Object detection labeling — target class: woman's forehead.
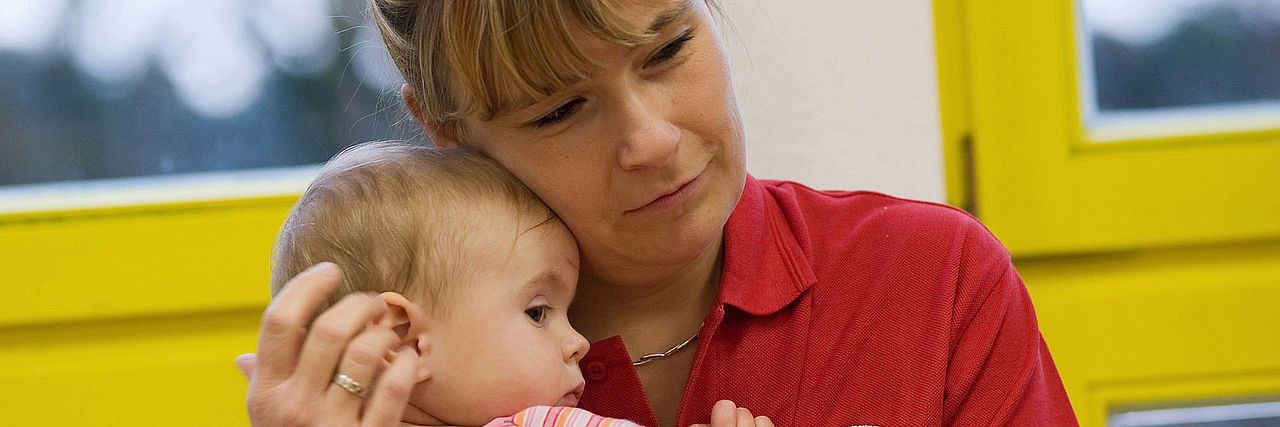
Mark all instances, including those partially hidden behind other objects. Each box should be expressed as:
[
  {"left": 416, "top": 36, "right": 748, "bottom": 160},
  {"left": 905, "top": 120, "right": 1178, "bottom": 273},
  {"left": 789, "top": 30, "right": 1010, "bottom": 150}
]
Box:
[
  {"left": 465, "top": 0, "right": 700, "bottom": 117},
  {"left": 618, "top": 0, "right": 697, "bottom": 33}
]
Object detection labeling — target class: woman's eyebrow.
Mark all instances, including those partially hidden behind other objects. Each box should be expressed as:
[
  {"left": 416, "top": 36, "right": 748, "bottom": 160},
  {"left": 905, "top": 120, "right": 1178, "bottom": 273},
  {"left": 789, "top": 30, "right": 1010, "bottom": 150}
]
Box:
[{"left": 647, "top": 1, "right": 693, "bottom": 35}]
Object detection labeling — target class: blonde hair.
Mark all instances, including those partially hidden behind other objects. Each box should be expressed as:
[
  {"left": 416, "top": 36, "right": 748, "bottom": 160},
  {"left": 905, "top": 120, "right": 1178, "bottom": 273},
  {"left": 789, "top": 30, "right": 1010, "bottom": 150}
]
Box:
[
  {"left": 269, "top": 142, "right": 554, "bottom": 318},
  {"left": 370, "top": 0, "right": 682, "bottom": 132}
]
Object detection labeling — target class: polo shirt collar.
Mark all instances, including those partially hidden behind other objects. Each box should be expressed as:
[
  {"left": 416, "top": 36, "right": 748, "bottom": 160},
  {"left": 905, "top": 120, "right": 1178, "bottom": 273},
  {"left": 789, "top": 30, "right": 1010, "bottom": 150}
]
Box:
[{"left": 718, "top": 175, "right": 817, "bottom": 315}]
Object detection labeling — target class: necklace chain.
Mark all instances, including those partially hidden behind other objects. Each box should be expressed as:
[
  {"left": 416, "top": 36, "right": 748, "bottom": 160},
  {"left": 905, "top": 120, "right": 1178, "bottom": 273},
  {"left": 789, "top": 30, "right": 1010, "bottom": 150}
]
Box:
[{"left": 631, "top": 323, "right": 703, "bottom": 367}]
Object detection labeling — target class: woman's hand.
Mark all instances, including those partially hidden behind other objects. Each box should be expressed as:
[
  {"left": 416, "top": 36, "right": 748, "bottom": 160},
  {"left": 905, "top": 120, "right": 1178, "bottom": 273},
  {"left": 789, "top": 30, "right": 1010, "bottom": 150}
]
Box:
[
  {"left": 689, "top": 400, "right": 776, "bottom": 427},
  {"left": 236, "top": 262, "right": 424, "bottom": 426}
]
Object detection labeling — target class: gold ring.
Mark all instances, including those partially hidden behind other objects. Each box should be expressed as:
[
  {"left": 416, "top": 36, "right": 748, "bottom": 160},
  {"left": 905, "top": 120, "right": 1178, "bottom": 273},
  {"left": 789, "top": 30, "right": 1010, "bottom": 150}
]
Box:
[{"left": 332, "top": 373, "right": 366, "bottom": 398}]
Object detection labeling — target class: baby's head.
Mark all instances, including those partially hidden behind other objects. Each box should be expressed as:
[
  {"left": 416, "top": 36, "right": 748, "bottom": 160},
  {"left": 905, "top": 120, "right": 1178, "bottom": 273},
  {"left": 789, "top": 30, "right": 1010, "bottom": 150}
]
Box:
[{"left": 270, "top": 142, "right": 589, "bottom": 426}]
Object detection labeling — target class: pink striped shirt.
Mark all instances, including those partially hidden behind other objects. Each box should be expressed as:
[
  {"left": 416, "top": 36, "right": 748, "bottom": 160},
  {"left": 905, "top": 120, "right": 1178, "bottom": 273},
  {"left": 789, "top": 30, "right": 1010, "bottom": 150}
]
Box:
[{"left": 482, "top": 406, "right": 643, "bottom": 427}]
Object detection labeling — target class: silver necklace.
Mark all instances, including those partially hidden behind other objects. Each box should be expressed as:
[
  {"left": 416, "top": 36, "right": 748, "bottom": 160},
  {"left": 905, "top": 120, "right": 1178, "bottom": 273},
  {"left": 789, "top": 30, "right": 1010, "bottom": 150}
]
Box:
[{"left": 631, "top": 323, "right": 703, "bottom": 367}]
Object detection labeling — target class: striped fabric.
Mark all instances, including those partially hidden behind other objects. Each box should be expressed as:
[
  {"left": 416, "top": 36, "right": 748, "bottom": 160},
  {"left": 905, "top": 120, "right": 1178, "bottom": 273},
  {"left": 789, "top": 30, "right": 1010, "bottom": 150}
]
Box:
[{"left": 483, "top": 406, "right": 644, "bottom": 427}]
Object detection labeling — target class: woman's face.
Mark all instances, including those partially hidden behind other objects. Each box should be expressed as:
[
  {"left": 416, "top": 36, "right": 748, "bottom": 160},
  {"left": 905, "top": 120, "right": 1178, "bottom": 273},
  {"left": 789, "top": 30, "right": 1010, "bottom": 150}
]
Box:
[{"left": 445, "top": 0, "right": 746, "bottom": 285}]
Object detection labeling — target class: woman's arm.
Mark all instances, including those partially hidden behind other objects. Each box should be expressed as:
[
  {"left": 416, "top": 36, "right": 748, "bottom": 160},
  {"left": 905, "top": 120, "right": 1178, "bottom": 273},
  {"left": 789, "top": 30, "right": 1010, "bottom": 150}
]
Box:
[{"left": 942, "top": 260, "right": 1078, "bottom": 426}]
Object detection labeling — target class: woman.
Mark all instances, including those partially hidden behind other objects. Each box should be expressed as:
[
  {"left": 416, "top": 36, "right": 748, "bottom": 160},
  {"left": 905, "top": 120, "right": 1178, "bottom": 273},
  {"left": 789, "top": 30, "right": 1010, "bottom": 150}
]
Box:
[{"left": 238, "top": 0, "right": 1077, "bottom": 425}]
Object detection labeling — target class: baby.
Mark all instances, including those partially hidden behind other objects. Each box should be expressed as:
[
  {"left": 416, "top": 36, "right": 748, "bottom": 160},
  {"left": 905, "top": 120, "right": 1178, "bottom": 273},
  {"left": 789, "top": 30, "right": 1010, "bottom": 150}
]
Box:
[{"left": 268, "top": 142, "right": 640, "bottom": 427}]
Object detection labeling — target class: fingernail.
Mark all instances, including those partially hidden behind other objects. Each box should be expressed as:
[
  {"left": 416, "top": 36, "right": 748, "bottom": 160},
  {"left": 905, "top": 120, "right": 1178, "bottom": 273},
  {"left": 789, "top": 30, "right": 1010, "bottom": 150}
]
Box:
[{"left": 313, "top": 262, "right": 338, "bottom": 275}]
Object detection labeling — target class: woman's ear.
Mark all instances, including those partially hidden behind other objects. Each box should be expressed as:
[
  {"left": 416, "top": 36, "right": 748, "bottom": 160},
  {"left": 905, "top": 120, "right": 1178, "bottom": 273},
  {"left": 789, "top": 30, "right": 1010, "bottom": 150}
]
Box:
[
  {"left": 379, "top": 291, "right": 434, "bottom": 382},
  {"left": 400, "top": 84, "right": 460, "bottom": 149}
]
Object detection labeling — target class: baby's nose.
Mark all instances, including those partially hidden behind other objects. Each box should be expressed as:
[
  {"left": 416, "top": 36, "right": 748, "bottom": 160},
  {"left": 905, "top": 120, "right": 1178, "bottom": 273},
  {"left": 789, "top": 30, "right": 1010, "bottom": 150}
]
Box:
[{"left": 566, "top": 329, "right": 590, "bottom": 362}]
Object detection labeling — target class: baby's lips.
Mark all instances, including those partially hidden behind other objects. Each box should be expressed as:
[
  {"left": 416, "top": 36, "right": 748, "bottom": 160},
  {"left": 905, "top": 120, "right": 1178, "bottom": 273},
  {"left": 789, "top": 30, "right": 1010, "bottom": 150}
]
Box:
[
  {"left": 556, "top": 392, "right": 580, "bottom": 407},
  {"left": 558, "top": 382, "right": 586, "bottom": 406}
]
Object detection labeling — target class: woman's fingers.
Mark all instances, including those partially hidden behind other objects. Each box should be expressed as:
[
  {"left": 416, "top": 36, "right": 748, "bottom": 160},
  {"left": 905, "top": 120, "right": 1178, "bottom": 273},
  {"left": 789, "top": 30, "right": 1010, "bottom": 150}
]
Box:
[
  {"left": 754, "top": 416, "right": 775, "bottom": 427},
  {"left": 255, "top": 262, "right": 343, "bottom": 382},
  {"left": 325, "top": 326, "right": 402, "bottom": 413},
  {"left": 294, "top": 291, "right": 390, "bottom": 392},
  {"left": 360, "top": 350, "right": 418, "bottom": 427},
  {"left": 236, "top": 353, "right": 258, "bottom": 381}
]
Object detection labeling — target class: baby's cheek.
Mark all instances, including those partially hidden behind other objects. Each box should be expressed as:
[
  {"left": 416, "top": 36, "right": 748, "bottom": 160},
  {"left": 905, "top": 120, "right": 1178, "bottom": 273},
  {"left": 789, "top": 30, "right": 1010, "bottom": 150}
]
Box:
[{"left": 503, "top": 367, "right": 563, "bottom": 407}]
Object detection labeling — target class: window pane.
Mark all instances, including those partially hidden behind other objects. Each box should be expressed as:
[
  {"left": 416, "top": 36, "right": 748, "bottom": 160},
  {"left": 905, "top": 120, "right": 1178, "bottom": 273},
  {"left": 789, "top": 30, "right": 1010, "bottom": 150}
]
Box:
[
  {"left": 1078, "top": 0, "right": 1280, "bottom": 140},
  {"left": 0, "top": 0, "right": 408, "bottom": 188},
  {"left": 1110, "top": 401, "right": 1280, "bottom": 427}
]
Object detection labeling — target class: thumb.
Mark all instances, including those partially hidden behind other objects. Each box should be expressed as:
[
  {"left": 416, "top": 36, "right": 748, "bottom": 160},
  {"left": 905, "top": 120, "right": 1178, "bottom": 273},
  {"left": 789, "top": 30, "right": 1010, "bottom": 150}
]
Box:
[{"left": 235, "top": 353, "right": 258, "bottom": 381}]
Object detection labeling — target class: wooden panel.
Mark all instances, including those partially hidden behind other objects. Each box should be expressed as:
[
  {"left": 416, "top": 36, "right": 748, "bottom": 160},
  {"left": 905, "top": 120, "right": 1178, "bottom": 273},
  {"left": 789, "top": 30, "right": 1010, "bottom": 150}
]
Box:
[
  {"left": 0, "top": 198, "right": 298, "bottom": 425},
  {"left": 964, "top": 0, "right": 1280, "bottom": 256},
  {"left": 0, "top": 309, "right": 260, "bottom": 426},
  {"left": 0, "top": 197, "right": 294, "bottom": 326},
  {"left": 1022, "top": 239, "right": 1280, "bottom": 426}
]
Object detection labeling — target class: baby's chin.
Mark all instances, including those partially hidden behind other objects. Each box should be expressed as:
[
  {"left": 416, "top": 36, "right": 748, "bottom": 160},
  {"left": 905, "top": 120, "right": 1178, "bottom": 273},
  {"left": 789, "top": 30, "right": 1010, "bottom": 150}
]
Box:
[
  {"left": 401, "top": 382, "right": 584, "bottom": 426},
  {"left": 399, "top": 398, "right": 547, "bottom": 426},
  {"left": 398, "top": 399, "right": 448, "bottom": 426}
]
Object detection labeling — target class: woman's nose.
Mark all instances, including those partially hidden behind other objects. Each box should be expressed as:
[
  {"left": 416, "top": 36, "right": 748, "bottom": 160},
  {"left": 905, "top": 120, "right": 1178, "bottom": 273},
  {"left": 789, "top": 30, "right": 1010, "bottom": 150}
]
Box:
[{"left": 615, "top": 88, "right": 680, "bottom": 171}]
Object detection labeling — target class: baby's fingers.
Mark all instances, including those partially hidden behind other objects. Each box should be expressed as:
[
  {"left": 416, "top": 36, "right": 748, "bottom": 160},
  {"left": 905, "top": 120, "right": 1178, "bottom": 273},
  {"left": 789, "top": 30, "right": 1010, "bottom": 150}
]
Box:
[
  {"left": 695, "top": 400, "right": 772, "bottom": 427},
  {"left": 699, "top": 400, "right": 737, "bottom": 427},
  {"left": 360, "top": 351, "right": 417, "bottom": 427}
]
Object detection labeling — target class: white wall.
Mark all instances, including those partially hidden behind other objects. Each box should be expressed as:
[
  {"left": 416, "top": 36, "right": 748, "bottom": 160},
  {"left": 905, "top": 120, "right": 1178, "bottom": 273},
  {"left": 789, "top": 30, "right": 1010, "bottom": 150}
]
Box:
[{"left": 721, "top": 0, "right": 945, "bottom": 202}]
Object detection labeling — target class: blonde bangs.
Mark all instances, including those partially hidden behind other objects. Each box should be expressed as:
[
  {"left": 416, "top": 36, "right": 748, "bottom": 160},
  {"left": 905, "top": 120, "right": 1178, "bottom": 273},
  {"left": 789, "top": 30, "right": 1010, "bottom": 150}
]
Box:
[{"left": 434, "top": 0, "right": 656, "bottom": 120}]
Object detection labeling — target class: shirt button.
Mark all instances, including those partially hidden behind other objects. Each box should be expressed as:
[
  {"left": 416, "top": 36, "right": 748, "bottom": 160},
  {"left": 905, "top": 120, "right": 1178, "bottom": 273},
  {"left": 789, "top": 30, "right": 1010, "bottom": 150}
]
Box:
[{"left": 585, "top": 360, "right": 607, "bottom": 381}]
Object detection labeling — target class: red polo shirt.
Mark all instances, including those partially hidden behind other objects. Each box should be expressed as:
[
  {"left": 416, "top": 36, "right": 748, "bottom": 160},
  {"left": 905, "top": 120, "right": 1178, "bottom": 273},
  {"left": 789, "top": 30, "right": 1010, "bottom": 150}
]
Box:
[{"left": 576, "top": 176, "right": 1077, "bottom": 426}]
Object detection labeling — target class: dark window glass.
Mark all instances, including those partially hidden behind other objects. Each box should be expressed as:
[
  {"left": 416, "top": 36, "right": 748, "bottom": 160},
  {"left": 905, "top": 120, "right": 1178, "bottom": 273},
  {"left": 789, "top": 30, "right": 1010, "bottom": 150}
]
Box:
[
  {"left": 1083, "top": 0, "right": 1280, "bottom": 113},
  {"left": 0, "top": 0, "right": 411, "bottom": 187},
  {"left": 1110, "top": 400, "right": 1280, "bottom": 427}
]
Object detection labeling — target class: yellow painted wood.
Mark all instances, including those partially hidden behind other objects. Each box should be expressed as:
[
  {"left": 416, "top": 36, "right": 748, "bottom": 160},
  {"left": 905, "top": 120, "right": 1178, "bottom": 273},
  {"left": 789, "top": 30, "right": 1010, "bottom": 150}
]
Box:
[
  {"left": 0, "top": 197, "right": 295, "bottom": 326},
  {"left": 938, "top": 1, "right": 1280, "bottom": 425},
  {"left": 1021, "top": 239, "right": 1280, "bottom": 426},
  {"left": 0, "top": 310, "right": 261, "bottom": 426},
  {"left": 934, "top": 0, "right": 973, "bottom": 211},
  {"left": 963, "top": 0, "right": 1280, "bottom": 256},
  {"left": 0, "top": 198, "right": 298, "bottom": 425}
]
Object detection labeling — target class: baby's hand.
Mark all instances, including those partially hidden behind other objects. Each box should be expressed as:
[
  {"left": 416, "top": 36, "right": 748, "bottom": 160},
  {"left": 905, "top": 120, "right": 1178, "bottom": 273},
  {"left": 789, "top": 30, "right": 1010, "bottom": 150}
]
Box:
[{"left": 689, "top": 400, "right": 775, "bottom": 427}]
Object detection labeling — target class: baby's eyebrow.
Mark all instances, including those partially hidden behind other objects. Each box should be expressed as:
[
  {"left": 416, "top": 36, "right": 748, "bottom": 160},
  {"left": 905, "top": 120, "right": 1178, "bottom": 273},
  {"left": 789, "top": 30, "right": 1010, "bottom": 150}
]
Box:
[{"left": 523, "top": 271, "right": 566, "bottom": 293}]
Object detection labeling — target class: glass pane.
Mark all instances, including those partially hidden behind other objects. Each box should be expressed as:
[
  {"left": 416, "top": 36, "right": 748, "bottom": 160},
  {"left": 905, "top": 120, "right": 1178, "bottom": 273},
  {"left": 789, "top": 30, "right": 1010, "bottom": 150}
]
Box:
[
  {"left": 1078, "top": 0, "right": 1280, "bottom": 140},
  {"left": 1110, "top": 400, "right": 1280, "bottom": 427},
  {"left": 0, "top": 0, "right": 408, "bottom": 193}
]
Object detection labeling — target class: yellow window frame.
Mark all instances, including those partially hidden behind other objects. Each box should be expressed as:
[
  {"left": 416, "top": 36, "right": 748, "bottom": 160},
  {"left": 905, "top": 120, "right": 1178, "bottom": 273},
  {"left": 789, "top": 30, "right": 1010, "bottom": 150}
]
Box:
[{"left": 958, "top": 0, "right": 1280, "bottom": 257}]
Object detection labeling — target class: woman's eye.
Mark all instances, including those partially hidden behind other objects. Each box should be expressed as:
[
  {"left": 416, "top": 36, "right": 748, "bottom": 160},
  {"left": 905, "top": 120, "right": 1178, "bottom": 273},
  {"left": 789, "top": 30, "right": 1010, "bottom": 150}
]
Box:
[
  {"left": 525, "top": 306, "right": 547, "bottom": 323},
  {"left": 530, "top": 99, "right": 583, "bottom": 128},
  {"left": 647, "top": 32, "right": 693, "bottom": 67}
]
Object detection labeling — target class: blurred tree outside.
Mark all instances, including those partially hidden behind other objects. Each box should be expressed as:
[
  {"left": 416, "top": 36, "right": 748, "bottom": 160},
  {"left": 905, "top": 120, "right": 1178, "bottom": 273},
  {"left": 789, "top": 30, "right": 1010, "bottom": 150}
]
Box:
[
  {"left": 1089, "top": 0, "right": 1280, "bottom": 112},
  {"left": 0, "top": 0, "right": 412, "bottom": 187}
]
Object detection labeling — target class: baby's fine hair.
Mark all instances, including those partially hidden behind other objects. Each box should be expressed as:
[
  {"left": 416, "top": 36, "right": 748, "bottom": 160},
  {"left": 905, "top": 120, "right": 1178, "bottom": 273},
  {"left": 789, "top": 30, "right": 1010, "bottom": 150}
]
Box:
[{"left": 269, "top": 141, "right": 553, "bottom": 318}]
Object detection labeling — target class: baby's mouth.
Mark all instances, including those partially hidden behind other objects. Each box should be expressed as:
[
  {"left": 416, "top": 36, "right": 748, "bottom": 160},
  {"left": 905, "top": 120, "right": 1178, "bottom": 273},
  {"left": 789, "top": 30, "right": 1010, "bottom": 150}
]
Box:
[{"left": 557, "top": 382, "right": 586, "bottom": 407}]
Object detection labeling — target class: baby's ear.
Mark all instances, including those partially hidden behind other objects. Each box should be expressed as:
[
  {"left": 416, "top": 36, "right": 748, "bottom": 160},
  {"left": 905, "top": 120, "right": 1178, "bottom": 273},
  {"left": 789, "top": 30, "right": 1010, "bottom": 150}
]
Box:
[{"left": 378, "top": 291, "right": 433, "bottom": 382}]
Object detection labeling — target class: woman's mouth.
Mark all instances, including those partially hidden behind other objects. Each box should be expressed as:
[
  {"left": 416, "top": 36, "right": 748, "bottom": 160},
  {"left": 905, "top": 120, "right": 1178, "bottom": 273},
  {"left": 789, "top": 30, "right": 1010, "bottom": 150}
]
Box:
[{"left": 626, "top": 170, "right": 705, "bottom": 215}]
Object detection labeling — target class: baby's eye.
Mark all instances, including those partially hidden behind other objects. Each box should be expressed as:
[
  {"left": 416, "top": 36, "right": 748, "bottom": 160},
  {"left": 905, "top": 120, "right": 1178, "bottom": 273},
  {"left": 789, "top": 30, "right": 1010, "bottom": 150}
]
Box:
[{"left": 525, "top": 306, "right": 547, "bottom": 323}]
